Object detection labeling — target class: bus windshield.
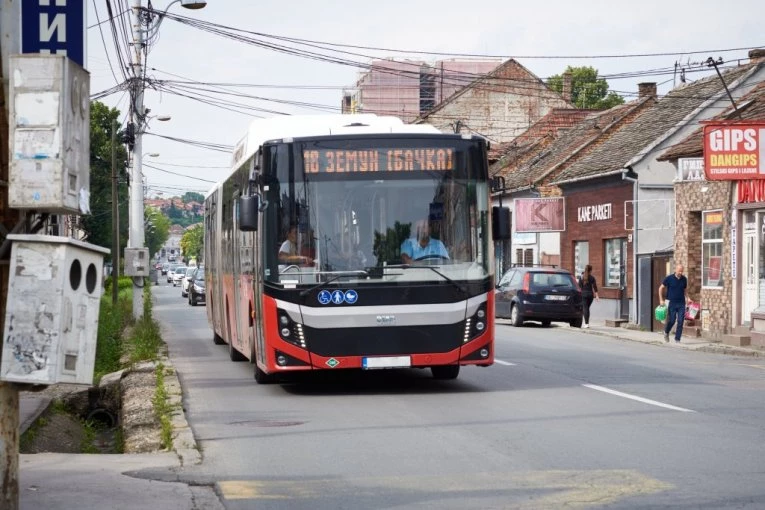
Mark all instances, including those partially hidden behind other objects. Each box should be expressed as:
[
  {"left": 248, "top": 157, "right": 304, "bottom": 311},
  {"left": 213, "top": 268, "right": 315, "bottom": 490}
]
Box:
[{"left": 262, "top": 137, "right": 490, "bottom": 285}]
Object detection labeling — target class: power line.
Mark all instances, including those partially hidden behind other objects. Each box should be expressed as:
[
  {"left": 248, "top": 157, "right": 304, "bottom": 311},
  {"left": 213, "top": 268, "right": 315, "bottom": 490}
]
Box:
[{"left": 142, "top": 162, "right": 220, "bottom": 183}]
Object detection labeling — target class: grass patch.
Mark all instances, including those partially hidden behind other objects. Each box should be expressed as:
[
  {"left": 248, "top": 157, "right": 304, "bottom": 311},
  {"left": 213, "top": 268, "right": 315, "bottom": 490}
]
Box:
[
  {"left": 153, "top": 362, "right": 173, "bottom": 450},
  {"left": 80, "top": 420, "right": 100, "bottom": 454},
  {"left": 94, "top": 280, "right": 133, "bottom": 383}
]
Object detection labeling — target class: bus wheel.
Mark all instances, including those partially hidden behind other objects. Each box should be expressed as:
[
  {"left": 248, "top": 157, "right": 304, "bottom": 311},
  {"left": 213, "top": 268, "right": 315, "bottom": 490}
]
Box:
[
  {"left": 213, "top": 332, "right": 226, "bottom": 345},
  {"left": 431, "top": 365, "right": 460, "bottom": 380},
  {"left": 254, "top": 365, "right": 276, "bottom": 384},
  {"left": 229, "top": 341, "right": 247, "bottom": 362}
]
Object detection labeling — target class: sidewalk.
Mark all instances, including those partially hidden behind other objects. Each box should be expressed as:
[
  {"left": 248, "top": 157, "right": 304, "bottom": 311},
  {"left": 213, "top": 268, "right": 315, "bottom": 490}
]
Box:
[
  {"left": 578, "top": 320, "right": 763, "bottom": 357},
  {"left": 16, "top": 363, "right": 224, "bottom": 510}
]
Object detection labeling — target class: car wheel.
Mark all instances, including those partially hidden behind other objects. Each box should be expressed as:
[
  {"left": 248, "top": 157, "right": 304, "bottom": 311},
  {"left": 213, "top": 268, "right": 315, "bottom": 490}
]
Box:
[
  {"left": 541, "top": 320, "right": 552, "bottom": 327},
  {"left": 570, "top": 318, "right": 583, "bottom": 328},
  {"left": 510, "top": 304, "right": 524, "bottom": 327},
  {"left": 190, "top": 294, "right": 197, "bottom": 307}
]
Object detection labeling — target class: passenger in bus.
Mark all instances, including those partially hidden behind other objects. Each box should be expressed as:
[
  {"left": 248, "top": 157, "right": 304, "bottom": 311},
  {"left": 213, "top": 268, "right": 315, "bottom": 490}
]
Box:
[
  {"left": 279, "top": 225, "right": 314, "bottom": 266},
  {"left": 400, "top": 219, "right": 449, "bottom": 264}
]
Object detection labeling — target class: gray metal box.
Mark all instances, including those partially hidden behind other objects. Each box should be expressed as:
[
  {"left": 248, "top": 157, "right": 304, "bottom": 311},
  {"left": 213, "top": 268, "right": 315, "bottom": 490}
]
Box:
[
  {"left": 9, "top": 54, "right": 90, "bottom": 214},
  {"left": 1, "top": 235, "right": 109, "bottom": 385},
  {"left": 124, "top": 248, "right": 151, "bottom": 277}
]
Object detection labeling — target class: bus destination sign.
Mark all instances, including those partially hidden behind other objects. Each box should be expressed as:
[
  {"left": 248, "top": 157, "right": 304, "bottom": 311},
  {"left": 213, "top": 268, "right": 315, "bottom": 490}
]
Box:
[{"left": 303, "top": 148, "right": 454, "bottom": 173}]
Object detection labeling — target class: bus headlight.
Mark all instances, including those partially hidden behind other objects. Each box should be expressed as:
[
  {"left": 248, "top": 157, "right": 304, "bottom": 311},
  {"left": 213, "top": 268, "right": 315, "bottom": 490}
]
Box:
[
  {"left": 277, "top": 309, "right": 307, "bottom": 349},
  {"left": 465, "top": 303, "right": 488, "bottom": 342}
]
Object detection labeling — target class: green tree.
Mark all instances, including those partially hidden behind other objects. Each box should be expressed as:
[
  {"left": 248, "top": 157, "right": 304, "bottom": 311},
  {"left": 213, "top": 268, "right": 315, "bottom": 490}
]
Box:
[
  {"left": 145, "top": 207, "right": 171, "bottom": 259},
  {"left": 182, "top": 192, "right": 204, "bottom": 204},
  {"left": 548, "top": 66, "right": 625, "bottom": 109},
  {"left": 82, "top": 101, "right": 129, "bottom": 260},
  {"left": 180, "top": 223, "right": 204, "bottom": 263}
]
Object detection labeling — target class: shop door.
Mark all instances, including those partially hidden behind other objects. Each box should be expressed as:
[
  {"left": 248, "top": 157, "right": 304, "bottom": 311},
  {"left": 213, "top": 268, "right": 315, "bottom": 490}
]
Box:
[
  {"left": 651, "top": 255, "right": 672, "bottom": 332},
  {"left": 743, "top": 231, "right": 757, "bottom": 324},
  {"left": 619, "top": 238, "right": 629, "bottom": 320}
]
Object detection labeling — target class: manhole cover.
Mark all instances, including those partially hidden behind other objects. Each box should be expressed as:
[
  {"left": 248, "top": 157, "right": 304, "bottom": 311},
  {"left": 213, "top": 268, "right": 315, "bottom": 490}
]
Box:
[{"left": 229, "top": 420, "right": 305, "bottom": 427}]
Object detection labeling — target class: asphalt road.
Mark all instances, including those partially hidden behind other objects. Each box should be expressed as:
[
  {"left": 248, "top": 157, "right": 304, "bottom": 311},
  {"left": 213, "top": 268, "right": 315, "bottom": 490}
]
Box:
[{"left": 152, "top": 281, "right": 765, "bottom": 509}]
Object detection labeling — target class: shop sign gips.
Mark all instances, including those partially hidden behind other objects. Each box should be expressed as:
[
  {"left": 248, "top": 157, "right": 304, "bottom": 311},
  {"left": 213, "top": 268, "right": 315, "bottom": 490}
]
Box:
[{"left": 703, "top": 122, "right": 765, "bottom": 180}]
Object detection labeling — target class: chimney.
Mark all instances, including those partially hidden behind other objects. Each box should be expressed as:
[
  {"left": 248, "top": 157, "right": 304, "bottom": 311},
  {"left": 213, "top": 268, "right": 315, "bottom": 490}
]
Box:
[
  {"left": 750, "top": 48, "right": 765, "bottom": 64},
  {"left": 638, "top": 82, "right": 657, "bottom": 99},
  {"left": 562, "top": 71, "right": 573, "bottom": 103}
]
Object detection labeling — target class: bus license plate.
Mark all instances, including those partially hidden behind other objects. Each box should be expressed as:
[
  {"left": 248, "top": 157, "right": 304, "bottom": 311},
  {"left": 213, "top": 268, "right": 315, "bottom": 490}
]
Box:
[
  {"left": 362, "top": 356, "right": 411, "bottom": 369},
  {"left": 545, "top": 295, "right": 567, "bottom": 301}
]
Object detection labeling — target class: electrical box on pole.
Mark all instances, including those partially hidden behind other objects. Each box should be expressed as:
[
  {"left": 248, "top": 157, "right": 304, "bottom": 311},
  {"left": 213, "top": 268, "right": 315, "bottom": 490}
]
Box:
[
  {"left": 124, "top": 247, "right": 151, "bottom": 277},
  {"left": 0, "top": 235, "right": 109, "bottom": 385},
  {"left": 8, "top": 54, "right": 90, "bottom": 214}
]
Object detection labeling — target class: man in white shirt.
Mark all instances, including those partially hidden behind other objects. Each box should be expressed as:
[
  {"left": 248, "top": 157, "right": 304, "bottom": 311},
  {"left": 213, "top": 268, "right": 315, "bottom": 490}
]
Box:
[{"left": 279, "top": 225, "right": 313, "bottom": 266}]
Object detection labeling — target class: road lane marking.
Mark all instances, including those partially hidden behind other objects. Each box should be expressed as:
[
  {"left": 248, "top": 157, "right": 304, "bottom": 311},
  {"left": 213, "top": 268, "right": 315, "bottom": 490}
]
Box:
[
  {"left": 582, "top": 384, "right": 695, "bottom": 413},
  {"left": 494, "top": 359, "right": 516, "bottom": 366}
]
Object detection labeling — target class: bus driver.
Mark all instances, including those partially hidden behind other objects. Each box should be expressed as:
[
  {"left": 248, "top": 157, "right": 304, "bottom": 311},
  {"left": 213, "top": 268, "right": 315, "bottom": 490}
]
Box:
[
  {"left": 400, "top": 219, "right": 449, "bottom": 264},
  {"left": 279, "top": 225, "right": 314, "bottom": 266}
]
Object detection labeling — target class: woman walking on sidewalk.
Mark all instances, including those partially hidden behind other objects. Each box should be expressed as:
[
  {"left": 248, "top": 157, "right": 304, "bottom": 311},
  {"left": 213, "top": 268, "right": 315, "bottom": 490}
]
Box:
[{"left": 578, "top": 264, "right": 599, "bottom": 328}]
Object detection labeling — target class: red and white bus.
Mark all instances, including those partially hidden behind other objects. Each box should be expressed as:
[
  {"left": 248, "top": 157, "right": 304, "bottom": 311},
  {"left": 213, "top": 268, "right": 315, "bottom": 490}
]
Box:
[{"left": 204, "top": 114, "right": 501, "bottom": 383}]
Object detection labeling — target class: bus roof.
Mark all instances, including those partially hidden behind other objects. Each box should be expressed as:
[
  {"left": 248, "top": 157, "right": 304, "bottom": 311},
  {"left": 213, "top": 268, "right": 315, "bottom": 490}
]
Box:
[{"left": 206, "top": 114, "right": 445, "bottom": 199}]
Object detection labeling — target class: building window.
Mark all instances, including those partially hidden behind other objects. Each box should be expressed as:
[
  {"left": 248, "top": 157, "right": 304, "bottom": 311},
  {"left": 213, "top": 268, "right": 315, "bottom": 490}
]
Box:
[
  {"left": 573, "top": 241, "right": 589, "bottom": 278},
  {"left": 515, "top": 248, "right": 533, "bottom": 266},
  {"left": 702, "top": 210, "right": 724, "bottom": 288},
  {"left": 604, "top": 238, "right": 624, "bottom": 287}
]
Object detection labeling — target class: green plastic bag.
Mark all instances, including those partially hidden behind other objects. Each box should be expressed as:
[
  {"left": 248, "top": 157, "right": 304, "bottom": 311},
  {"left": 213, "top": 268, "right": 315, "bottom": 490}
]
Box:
[{"left": 654, "top": 304, "right": 667, "bottom": 322}]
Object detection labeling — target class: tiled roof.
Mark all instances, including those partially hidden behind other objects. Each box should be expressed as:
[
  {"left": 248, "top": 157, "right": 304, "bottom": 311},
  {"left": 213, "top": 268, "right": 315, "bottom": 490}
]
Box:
[
  {"left": 493, "top": 100, "right": 647, "bottom": 192},
  {"left": 658, "top": 82, "right": 765, "bottom": 161},
  {"left": 488, "top": 108, "right": 591, "bottom": 162},
  {"left": 552, "top": 65, "right": 758, "bottom": 184}
]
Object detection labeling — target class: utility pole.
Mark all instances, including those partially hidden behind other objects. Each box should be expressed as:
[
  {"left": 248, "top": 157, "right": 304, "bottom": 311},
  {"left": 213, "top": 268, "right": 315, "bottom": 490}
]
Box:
[
  {"left": 112, "top": 121, "right": 121, "bottom": 305},
  {"left": 129, "top": 0, "right": 147, "bottom": 319},
  {"left": 1, "top": 2, "right": 22, "bottom": 507}
]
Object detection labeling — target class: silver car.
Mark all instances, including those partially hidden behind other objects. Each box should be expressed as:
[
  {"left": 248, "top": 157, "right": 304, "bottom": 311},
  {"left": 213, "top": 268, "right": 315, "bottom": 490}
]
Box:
[
  {"left": 181, "top": 267, "right": 197, "bottom": 297},
  {"left": 172, "top": 266, "right": 187, "bottom": 287}
]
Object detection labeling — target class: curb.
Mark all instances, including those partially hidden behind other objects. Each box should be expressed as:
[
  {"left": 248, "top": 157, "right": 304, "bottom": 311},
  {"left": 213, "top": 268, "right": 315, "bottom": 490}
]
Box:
[
  {"left": 578, "top": 328, "right": 763, "bottom": 357},
  {"left": 160, "top": 355, "right": 202, "bottom": 466}
]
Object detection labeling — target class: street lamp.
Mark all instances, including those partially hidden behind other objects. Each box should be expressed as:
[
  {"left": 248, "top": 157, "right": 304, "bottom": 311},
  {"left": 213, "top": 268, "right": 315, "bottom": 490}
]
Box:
[{"left": 128, "top": 0, "right": 204, "bottom": 320}]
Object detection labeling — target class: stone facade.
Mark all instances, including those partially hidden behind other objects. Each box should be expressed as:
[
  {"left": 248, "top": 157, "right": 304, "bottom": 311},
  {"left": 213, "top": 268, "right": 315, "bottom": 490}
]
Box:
[{"left": 674, "top": 179, "right": 734, "bottom": 338}]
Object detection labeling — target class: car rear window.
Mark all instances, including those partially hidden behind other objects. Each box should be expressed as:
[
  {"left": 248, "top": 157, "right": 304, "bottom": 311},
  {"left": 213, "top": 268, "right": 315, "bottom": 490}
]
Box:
[{"left": 529, "top": 272, "right": 576, "bottom": 289}]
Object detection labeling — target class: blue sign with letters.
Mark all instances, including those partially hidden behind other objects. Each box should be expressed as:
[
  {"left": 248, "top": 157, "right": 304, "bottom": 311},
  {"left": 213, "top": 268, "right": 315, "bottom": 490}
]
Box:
[
  {"left": 317, "top": 290, "right": 332, "bottom": 305},
  {"left": 22, "top": 0, "right": 86, "bottom": 68},
  {"left": 344, "top": 290, "right": 358, "bottom": 304}
]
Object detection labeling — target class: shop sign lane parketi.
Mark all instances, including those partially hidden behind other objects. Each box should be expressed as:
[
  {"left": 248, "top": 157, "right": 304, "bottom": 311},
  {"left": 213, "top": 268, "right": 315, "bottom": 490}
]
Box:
[
  {"left": 9, "top": 54, "right": 90, "bottom": 214},
  {"left": 1, "top": 236, "right": 109, "bottom": 385}
]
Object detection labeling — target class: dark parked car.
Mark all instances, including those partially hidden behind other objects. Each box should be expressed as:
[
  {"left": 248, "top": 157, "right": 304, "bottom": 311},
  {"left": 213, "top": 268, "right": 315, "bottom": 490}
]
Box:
[
  {"left": 495, "top": 266, "right": 583, "bottom": 328},
  {"left": 188, "top": 268, "right": 205, "bottom": 306}
]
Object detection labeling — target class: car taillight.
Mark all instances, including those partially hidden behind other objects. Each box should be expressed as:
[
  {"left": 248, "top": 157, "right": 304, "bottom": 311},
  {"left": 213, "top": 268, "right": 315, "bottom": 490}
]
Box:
[{"left": 522, "top": 273, "right": 530, "bottom": 293}]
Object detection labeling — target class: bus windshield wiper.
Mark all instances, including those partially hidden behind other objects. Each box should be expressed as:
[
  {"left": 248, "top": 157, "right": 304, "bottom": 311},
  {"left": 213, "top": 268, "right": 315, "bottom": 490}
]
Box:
[
  {"left": 299, "top": 270, "right": 368, "bottom": 297},
  {"left": 384, "top": 264, "right": 467, "bottom": 295}
]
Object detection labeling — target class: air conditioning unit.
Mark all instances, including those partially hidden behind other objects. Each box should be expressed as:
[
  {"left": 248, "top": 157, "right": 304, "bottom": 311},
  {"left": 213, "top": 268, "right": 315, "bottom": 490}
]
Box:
[
  {"left": 9, "top": 54, "right": 90, "bottom": 214},
  {"left": 0, "top": 235, "right": 108, "bottom": 385}
]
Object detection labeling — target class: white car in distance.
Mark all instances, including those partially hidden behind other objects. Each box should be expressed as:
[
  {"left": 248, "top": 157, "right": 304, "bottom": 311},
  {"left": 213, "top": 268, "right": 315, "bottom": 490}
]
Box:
[{"left": 172, "top": 266, "right": 187, "bottom": 287}]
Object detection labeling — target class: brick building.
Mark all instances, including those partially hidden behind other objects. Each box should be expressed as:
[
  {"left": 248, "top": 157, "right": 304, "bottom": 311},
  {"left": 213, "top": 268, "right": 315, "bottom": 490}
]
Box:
[
  {"left": 659, "top": 61, "right": 765, "bottom": 344},
  {"left": 489, "top": 96, "right": 654, "bottom": 297},
  {"left": 416, "top": 59, "right": 572, "bottom": 144}
]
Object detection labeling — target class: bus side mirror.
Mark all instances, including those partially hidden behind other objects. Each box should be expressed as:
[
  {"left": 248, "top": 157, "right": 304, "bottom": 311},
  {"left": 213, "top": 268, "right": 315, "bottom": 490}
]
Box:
[
  {"left": 492, "top": 206, "right": 511, "bottom": 240},
  {"left": 239, "top": 195, "right": 258, "bottom": 231}
]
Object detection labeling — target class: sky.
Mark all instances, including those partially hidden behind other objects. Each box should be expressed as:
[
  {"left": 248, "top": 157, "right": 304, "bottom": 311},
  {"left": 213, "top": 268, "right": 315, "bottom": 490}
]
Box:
[{"left": 86, "top": 0, "right": 765, "bottom": 198}]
